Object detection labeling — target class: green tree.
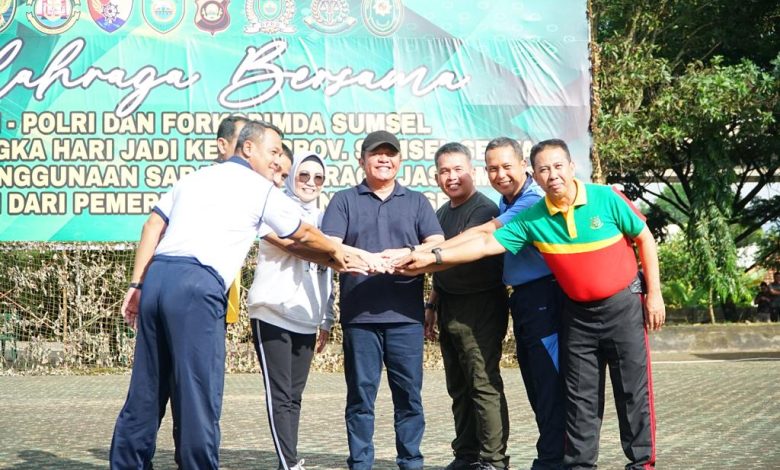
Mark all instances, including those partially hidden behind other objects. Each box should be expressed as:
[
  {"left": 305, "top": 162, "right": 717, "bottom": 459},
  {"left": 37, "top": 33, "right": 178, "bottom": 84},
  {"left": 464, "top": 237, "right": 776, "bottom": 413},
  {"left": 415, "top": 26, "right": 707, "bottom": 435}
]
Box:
[
  {"left": 591, "top": 0, "right": 780, "bottom": 320},
  {"left": 592, "top": 0, "right": 779, "bottom": 70},
  {"left": 657, "top": 234, "right": 706, "bottom": 309}
]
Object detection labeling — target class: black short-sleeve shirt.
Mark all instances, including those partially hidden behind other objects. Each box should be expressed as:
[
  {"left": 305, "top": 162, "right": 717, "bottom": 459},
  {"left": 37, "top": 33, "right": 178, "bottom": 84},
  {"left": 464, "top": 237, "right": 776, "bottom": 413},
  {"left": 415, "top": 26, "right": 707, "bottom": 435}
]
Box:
[{"left": 433, "top": 191, "right": 504, "bottom": 295}]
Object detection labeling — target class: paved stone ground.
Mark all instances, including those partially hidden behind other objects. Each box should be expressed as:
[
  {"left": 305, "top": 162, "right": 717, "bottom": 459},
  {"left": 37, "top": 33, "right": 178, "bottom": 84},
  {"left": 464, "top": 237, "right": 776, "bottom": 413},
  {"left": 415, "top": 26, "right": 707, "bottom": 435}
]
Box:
[{"left": 0, "top": 352, "right": 778, "bottom": 469}]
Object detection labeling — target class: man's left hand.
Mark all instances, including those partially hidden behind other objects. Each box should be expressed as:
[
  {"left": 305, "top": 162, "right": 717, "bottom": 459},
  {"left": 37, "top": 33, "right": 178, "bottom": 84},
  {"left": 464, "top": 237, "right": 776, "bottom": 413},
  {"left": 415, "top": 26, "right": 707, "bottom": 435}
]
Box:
[
  {"left": 393, "top": 251, "right": 437, "bottom": 275},
  {"left": 379, "top": 247, "right": 414, "bottom": 264},
  {"left": 329, "top": 245, "right": 349, "bottom": 272},
  {"left": 644, "top": 291, "right": 666, "bottom": 331},
  {"left": 316, "top": 329, "right": 330, "bottom": 353}
]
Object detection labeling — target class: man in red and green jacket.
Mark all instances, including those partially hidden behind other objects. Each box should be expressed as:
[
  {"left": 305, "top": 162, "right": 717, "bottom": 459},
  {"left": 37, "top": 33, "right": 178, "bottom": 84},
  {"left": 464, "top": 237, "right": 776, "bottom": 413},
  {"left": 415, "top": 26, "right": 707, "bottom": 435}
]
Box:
[{"left": 395, "top": 139, "right": 665, "bottom": 470}]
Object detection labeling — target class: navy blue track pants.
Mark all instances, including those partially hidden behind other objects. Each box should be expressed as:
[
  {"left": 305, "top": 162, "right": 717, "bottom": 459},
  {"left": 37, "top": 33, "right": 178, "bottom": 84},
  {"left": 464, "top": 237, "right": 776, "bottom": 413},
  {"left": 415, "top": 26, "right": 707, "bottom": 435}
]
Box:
[
  {"left": 110, "top": 255, "right": 227, "bottom": 470},
  {"left": 510, "top": 276, "right": 566, "bottom": 470}
]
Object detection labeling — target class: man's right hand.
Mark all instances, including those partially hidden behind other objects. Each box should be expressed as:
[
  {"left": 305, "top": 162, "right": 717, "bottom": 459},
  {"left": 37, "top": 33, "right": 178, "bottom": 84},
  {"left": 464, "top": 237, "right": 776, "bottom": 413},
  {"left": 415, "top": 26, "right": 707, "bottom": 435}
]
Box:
[{"left": 424, "top": 308, "right": 437, "bottom": 341}]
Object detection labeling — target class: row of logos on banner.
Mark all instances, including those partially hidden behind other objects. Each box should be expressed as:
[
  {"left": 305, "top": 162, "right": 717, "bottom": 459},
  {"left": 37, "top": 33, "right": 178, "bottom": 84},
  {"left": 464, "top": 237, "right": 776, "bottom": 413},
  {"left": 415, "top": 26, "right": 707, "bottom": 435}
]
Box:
[{"left": 0, "top": 0, "right": 404, "bottom": 36}]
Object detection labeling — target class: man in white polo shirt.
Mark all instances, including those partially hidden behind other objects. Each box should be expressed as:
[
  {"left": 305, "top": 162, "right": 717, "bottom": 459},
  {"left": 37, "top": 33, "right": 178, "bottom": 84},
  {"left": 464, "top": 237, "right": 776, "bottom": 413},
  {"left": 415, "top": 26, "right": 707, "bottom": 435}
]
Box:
[{"left": 109, "top": 120, "right": 347, "bottom": 470}]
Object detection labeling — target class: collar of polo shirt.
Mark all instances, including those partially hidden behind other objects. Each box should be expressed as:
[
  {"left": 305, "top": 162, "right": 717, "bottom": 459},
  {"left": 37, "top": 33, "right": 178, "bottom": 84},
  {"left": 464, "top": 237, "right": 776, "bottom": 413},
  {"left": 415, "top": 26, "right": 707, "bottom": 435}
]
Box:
[{"left": 545, "top": 178, "right": 587, "bottom": 239}]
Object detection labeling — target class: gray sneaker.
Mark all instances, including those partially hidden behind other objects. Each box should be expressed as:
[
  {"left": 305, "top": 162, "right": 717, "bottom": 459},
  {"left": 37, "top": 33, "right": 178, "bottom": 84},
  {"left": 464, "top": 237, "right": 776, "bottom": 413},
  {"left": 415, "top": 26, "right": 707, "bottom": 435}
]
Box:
[
  {"left": 473, "top": 461, "right": 506, "bottom": 470},
  {"left": 291, "top": 459, "right": 306, "bottom": 470},
  {"left": 278, "top": 459, "right": 306, "bottom": 470}
]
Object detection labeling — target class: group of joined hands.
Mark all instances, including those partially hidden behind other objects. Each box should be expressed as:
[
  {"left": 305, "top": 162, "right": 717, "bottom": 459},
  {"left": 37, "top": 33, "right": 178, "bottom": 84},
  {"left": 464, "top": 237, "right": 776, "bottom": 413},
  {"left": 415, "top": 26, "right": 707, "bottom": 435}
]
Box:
[
  {"left": 325, "top": 245, "right": 443, "bottom": 340},
  {"left": 328, "top": 246, "right": 432, "bottom": 276}
]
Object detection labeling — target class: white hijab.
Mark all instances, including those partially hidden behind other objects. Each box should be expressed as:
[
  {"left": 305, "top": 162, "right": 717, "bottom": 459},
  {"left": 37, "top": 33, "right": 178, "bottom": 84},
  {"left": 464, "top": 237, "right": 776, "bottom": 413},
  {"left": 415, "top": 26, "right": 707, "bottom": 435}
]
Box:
[{"left": 283, "top": 152, "right": 326, "bottom": 217}]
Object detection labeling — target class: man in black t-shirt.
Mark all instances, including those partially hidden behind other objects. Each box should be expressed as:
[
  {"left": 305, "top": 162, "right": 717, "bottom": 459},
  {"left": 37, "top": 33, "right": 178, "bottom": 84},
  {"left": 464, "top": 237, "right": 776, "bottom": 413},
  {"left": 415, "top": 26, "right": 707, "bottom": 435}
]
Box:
[{"left": 425, "top": 142, "right": 510, "bottom": 470}]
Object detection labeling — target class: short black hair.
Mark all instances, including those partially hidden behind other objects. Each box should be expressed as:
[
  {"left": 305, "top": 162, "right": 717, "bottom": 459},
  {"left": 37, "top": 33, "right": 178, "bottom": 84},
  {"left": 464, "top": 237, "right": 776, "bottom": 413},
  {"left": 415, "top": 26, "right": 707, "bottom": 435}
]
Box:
[
  {"left": 485, "top": 137, "right": 523, "bottom": 161},
  {"left": 281, "top": 143, "right": 293, "bottom": 164},
  {"left": 529, "top": 139, "right": 571, "bottom": 168},
  {"left": 434, "top": 142, "right": 471, "bottom": 168},
  {"left": 217, "top": 115, "right": 248, "bottom": 140},
  {"left": 235, "top": 120, "right": 284, "bottom": 151}
]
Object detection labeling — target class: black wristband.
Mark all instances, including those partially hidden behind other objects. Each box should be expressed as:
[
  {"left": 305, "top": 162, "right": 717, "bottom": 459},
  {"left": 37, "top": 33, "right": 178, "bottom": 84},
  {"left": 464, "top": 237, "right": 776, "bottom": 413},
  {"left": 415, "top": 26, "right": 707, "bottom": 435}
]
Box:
[
  {"left": 129, "top": 282, "right": 143, "bottom": 289},
  {"left": 424, "top": 302, "right": 435, "bottom": 310},
  {"left": 431, "top": 247, "right": 443, "bottom": 265}
]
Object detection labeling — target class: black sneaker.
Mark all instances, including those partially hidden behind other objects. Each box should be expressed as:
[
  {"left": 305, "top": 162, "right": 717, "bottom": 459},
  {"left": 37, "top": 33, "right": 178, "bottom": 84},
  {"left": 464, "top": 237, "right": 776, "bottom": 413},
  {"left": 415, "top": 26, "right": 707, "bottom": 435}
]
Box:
[{"left": 445, "top": 457, "right": 478, "bottom": 470}]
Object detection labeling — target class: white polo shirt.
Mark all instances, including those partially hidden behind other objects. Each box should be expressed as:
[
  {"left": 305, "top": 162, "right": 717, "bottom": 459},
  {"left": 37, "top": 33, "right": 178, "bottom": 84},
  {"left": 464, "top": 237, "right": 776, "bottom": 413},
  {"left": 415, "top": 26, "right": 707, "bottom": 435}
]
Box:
[{"left": 153, "top": 157, "right": 301, "bottom": 290}]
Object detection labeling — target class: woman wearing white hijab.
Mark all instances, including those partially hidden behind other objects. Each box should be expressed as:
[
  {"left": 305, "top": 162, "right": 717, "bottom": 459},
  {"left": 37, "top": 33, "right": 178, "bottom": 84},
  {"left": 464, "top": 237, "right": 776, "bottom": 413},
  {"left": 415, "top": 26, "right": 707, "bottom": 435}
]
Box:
[{"left": 247, "top": 152, "right": 331, "bottom": 470}]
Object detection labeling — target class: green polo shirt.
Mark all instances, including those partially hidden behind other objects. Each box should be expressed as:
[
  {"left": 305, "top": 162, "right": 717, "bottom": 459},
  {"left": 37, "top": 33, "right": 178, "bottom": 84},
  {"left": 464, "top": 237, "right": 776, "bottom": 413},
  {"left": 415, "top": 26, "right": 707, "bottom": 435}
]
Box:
[{"left": 493, "top": 180, "right": 646, "bottom": 302}]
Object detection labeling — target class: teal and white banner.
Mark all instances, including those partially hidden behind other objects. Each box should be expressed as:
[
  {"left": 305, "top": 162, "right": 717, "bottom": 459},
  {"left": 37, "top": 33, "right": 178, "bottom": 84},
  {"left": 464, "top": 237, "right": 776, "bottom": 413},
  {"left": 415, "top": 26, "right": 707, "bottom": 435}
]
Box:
[{"left": 0, "top": 0, "right": 591, "bottom": 241}]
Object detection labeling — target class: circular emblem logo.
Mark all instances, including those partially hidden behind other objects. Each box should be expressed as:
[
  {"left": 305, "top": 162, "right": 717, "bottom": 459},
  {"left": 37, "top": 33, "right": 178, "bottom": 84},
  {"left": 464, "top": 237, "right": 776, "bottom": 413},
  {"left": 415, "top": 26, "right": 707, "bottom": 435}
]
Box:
[
  {"left": 304, "top": 0, "right": 355, "bottom": 33},
  {"left": 200, "top": 0, "right": 222, "bottom": 21},
  {"left": 244, "top": 0, "right": 294, "bottom": 34},
  {"left": 361, "top": 0, "right": 403, "bottom": 37},
  {"left": 26, "top": 0, "right": 81, "bottom": 34}
]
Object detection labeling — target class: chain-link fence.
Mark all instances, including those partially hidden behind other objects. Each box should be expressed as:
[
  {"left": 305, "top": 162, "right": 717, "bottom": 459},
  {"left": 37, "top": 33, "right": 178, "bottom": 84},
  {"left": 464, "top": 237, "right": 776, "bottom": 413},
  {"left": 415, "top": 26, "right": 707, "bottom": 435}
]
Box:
[{"left": 0, "top": 243, "right": 520, "bottom": 375}]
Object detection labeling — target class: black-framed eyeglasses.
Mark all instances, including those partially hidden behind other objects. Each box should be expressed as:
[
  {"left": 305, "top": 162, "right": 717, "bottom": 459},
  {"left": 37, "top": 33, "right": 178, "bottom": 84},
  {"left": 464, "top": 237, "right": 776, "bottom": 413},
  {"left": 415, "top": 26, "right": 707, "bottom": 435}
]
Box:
[{"left": 298, "top": 171, "right": 325, "bottom": 186}]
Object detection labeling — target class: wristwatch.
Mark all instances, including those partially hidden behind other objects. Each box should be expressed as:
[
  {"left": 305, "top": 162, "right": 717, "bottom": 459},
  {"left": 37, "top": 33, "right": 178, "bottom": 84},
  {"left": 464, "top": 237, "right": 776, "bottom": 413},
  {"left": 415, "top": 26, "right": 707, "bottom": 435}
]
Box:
[{"left": 431, "top": 248, "right": 443, "bottom": 265}]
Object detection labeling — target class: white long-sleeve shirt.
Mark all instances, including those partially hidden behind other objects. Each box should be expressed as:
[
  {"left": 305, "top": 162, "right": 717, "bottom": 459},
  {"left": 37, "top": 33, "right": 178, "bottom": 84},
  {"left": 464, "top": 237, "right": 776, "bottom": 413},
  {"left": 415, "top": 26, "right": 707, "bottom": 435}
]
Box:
[{"left": 247, "top": 205, "right": 334, "bottom": 334}]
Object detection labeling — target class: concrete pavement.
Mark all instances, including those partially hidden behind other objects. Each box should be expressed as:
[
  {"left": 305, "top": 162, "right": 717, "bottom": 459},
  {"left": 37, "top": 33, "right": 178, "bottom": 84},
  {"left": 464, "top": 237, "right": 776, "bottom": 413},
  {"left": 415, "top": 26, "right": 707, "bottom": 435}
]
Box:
[{"left": 0, "top": 352, "right": 778, "bottom": 469}]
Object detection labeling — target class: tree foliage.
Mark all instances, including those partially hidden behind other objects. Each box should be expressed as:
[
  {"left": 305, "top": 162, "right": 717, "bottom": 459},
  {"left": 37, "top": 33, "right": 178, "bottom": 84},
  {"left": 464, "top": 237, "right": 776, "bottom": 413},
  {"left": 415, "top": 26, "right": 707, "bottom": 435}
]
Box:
[
  {"left": 657, "top": 235, "right": 705, "bottom": 309},
  {"left": 754, "top": 223, "right": 780, "bottom": 272},
  {"left": 593, "top": 0, "right": 779, "bottom": 70},
  {"left": 591, "top": 0, "right": 780, "bottom": 311},
  {"left": 658, "top": 233, "right": 757, "bottom": 309}
]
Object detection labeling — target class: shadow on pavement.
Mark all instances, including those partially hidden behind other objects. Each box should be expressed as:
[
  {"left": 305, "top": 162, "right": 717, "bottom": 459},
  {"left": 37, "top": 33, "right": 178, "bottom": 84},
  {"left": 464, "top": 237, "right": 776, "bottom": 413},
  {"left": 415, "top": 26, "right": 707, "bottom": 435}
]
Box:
[
  {"left": 4, "top": 450, "right": 104, "bottom": 470},
  {"left": 80, "top": 447, "right": 399, "bottom": 469}
]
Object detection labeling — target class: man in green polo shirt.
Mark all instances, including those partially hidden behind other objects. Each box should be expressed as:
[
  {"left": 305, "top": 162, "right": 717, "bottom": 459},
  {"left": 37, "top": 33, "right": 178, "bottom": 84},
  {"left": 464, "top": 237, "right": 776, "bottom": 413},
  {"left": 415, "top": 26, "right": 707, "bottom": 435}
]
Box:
[{"left": 394, "top": 139, "right": 665, "bottom": 470}]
